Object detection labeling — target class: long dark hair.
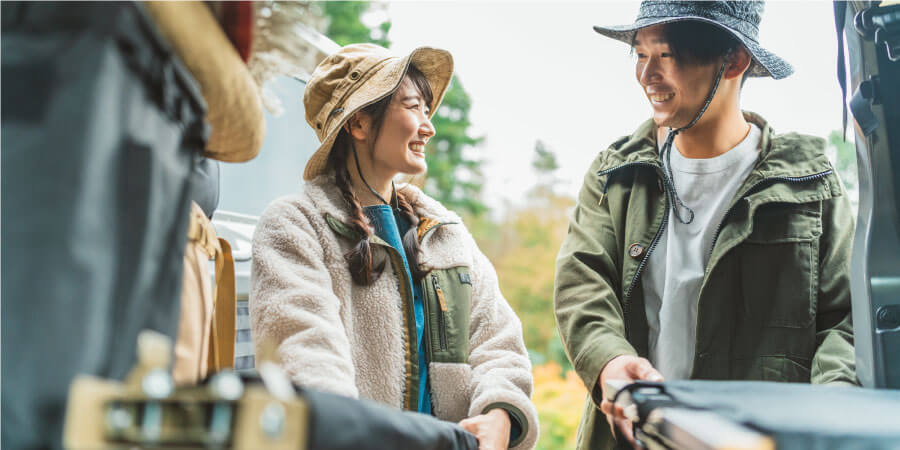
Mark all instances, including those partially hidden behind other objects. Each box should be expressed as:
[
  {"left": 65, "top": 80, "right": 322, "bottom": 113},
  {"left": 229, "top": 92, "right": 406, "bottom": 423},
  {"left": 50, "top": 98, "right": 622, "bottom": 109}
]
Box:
[{"left": 326, "top": 64, "right": 435, "bottom": 286}]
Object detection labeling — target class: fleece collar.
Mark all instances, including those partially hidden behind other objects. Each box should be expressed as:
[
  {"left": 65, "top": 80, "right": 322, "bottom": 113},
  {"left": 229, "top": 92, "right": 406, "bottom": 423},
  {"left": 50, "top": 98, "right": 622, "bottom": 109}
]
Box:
[{"left": 304, "top": 175, "right": 463, "bottom": 233}]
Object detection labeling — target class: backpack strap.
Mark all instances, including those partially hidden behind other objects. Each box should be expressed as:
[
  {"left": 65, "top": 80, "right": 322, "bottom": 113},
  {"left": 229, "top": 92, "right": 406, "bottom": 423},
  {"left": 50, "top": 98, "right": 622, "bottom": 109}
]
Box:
[
  {"left": 209, "top": 237, "right": 236, "bottom": 372},
  {"left": 182, "top": 201, "right": 236, "bottom": 374}
]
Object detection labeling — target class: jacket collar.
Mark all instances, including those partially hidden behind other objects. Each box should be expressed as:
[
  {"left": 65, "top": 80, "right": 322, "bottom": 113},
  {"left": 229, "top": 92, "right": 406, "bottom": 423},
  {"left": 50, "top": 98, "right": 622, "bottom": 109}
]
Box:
[
  {"left": 597, "top": 111, "right": 833, "bottom": 180},
  {"left": 596, "top": 112, "right": 842, "bottom": 205}
]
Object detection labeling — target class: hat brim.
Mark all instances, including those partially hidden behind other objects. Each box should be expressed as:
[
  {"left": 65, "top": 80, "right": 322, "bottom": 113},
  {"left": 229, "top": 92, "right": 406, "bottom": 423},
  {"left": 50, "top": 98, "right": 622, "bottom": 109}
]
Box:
[
  {"left": 593, "top": 16, "right": 794, "bottom": 80},
  {"left": 303, "top": 47, "right": 454, "bottom": 181}
]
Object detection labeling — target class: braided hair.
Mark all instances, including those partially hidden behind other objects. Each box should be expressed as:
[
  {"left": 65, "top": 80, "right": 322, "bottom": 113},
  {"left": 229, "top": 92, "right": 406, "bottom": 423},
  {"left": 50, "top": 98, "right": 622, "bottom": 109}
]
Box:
[{"left": 325, "top": 65, "right": 434, "bottom": 285}]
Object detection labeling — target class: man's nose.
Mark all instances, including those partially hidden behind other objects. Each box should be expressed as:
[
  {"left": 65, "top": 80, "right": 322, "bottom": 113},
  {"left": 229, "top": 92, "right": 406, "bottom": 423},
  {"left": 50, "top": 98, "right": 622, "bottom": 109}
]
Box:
[{"left": 638, "top": 57, "right": 662, "bottom": 85}]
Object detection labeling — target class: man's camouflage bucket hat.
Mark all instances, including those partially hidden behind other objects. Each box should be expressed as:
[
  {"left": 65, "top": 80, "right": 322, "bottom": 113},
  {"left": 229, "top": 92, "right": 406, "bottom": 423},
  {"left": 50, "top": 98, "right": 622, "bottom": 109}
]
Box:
[
  {"left": 593, "top": 0, "right": 794, "bottom": 79},
  {"left": 302, "top": 43, "right": 453, "bottom": 181}
]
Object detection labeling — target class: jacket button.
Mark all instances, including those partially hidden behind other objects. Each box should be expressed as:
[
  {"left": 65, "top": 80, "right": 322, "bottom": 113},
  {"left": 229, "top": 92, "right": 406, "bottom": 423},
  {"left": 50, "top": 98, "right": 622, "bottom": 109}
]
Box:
[{"left": 628, "top": 243, "right": 644, "bottom": 258}]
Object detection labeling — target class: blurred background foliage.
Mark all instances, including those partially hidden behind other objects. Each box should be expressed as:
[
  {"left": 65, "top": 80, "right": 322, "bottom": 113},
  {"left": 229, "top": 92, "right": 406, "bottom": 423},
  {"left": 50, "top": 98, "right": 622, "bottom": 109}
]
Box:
[{"left": 319, "top": 3, "right": 860, "bottom": 448}]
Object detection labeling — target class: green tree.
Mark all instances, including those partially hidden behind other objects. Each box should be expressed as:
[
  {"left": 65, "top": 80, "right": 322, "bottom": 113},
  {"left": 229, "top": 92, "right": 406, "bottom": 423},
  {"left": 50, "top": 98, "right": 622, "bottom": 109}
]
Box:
[
  {"left": 320, "top": 2, "right": 486, "bottom": 216},
  {"left": 322, "top": 2, "right": 390, "bottom": 47},
  {"left": 425, "top": 78, "right": 487, "bottom": 216},
  {"left": 533, "top": 139, "right": 559, "bottom": 173}
]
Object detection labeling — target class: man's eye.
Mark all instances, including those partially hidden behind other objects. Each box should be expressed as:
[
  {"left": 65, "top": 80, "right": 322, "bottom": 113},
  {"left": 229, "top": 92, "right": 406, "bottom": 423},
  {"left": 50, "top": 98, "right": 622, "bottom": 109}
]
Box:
[{"left": 661, "top": 52, "right": 672, "bottom": 58}]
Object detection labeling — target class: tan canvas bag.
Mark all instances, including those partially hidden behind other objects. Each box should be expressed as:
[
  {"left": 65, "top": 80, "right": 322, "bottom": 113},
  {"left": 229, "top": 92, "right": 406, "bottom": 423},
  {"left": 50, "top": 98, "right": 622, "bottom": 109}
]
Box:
[{"left": 173, "top": 202, "right": 236, "bottom": 385}]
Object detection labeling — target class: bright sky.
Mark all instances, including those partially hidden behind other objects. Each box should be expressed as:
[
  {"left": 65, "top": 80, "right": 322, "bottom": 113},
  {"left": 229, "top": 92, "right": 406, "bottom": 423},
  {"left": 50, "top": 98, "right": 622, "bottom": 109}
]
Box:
[{"left": 385, "top": 1, "right": 843, "bottom": 210}]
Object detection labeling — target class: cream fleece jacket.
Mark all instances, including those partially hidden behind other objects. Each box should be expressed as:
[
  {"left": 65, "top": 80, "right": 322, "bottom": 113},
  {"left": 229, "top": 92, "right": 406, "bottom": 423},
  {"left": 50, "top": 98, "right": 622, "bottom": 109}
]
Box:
[{"left": 250, "top": 175, "right": 538, "bottom": 449}]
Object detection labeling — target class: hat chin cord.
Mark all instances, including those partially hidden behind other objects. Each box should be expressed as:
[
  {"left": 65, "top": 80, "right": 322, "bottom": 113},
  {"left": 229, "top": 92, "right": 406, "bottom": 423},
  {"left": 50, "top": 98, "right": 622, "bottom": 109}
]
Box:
[
  {"left": 659, "top": 57, "right": 729, "bottom": 225},
  {"left": 351, "top": 140, "right": 399, "bottom": 212}
]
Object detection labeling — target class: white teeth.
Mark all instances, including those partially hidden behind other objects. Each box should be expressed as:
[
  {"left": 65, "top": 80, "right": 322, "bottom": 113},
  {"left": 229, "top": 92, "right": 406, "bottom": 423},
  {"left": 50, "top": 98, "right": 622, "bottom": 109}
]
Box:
[
  {"left": 650, "top": 93, "right": 674, "bottom": 102},
  {"left": 409, "top": 144, "right": 425, "bottom": 152}
]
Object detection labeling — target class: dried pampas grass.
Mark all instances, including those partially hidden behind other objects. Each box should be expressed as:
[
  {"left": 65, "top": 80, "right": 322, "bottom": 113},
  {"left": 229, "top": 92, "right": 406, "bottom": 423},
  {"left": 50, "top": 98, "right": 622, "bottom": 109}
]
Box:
[{"left": 249, "top": 1, "right": 338, "bottom": 116}]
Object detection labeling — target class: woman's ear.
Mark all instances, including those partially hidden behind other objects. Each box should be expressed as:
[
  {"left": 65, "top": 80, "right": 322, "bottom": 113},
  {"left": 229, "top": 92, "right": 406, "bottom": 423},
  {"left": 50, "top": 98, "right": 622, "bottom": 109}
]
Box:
[
  {"left": 347, "top": 113, "right": 371, "bottom": 142},
  {"left": 725, "top": 46, "right": 752, "bottom": 80}
]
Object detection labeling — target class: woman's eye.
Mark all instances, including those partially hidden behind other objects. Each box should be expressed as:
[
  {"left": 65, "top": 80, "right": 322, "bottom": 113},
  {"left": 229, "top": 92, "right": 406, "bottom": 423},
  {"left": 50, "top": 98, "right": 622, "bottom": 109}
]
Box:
[{"left": 636, "top": 53, "right": 647, "bottom": 59}]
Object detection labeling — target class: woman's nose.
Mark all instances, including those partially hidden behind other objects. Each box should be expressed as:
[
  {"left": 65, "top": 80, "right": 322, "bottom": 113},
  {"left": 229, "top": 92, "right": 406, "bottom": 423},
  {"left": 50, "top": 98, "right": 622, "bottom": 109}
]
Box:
[{"left": 419, "top": 117, "right": 435, "bottom": 138}]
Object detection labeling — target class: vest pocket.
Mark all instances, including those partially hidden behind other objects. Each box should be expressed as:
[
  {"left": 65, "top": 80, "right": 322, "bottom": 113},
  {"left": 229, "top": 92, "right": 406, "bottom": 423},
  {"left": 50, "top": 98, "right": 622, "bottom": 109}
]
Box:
[{"left": 425, "top": 266, "right": 472, "bottom": 363}]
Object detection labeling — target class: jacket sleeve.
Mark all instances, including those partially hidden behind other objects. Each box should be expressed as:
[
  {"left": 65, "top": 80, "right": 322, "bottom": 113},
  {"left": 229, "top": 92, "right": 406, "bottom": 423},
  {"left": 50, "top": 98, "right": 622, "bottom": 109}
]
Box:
[
  {"left": 554, "top": 155, "right": 638, "bottom": 408},
  {"left": 466, "top": 244, "right": 539, "bottom": 450},
  {"left": 810, "top": 187, "right": 858, "bottom": 385},
  {"left": 250, "top": 199, "right": 359, "bottom": 398}
]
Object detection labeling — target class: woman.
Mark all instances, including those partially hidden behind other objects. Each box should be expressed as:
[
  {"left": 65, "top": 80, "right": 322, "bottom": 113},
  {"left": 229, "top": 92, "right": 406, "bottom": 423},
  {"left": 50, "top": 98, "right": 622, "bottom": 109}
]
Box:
[{"left": 250, "top": 43, "right": 538, "bottom": 449}]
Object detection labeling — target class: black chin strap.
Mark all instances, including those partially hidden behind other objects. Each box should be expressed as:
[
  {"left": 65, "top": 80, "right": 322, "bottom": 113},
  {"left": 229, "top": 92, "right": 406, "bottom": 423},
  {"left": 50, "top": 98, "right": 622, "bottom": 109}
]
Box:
[
  {"left": 351, "top": 141, "right": 399, "bottom": 212},
  {"left": 658, "top": 58, "right": 729, "bottom": 225}
]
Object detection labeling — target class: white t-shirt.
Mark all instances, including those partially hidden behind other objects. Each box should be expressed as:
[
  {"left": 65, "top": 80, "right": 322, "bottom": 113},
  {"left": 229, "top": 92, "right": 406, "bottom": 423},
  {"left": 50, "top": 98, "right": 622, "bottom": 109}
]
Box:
[{"left": 642, "top": 123, "right": 761, "bottom": 380}]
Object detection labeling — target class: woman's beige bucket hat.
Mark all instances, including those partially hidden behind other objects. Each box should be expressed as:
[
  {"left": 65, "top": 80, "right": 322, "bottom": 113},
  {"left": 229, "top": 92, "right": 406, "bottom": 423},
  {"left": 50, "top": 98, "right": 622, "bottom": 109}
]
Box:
[{"left": 302, "top": 43, "right": 454, "bottom": 181}]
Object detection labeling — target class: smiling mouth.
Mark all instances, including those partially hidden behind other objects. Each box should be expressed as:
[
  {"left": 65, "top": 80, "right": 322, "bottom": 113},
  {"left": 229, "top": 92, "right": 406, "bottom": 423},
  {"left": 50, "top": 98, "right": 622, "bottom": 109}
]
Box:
[
  {"left": 409, "top": 143, "right": 426, "bottom": 155},
  {"left": 649, "top": 93, "right": 675, "bottom": 103}
]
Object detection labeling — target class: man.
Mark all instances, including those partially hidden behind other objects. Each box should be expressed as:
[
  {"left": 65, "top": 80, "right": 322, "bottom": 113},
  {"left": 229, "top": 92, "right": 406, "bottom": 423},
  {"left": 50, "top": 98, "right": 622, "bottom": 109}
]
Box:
[{"left": 553, "top": 2, "right": 857, "bottom": 448}]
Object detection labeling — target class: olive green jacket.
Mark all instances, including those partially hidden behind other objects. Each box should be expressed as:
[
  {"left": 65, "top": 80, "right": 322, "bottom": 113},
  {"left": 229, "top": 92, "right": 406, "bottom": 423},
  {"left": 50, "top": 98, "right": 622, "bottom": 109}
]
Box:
[{"left": 554, "top": 113, "right": 857, "bottom": 449}]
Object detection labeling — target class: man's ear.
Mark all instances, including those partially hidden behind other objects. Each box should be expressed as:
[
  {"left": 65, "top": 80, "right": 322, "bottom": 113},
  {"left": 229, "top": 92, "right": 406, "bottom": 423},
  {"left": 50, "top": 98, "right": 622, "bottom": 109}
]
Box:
[
  {"left": 347, "top": 113, "right": 371, "bottom": 142},
  {"left": 724, "top": 46, "right": 752, "bottom": 80}
]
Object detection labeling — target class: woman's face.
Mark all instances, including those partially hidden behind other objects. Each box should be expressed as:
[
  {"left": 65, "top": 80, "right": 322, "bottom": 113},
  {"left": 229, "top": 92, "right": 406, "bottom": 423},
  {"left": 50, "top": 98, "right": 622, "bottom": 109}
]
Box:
[{"left": 367, "top": 76, "right": 435, "bottom": 177}]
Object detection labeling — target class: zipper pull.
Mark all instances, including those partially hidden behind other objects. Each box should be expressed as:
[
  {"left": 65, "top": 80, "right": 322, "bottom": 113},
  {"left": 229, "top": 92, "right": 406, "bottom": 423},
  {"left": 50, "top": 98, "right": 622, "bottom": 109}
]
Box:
[{"left": 432, "top": 275, "right": 448, "bottom": 312}]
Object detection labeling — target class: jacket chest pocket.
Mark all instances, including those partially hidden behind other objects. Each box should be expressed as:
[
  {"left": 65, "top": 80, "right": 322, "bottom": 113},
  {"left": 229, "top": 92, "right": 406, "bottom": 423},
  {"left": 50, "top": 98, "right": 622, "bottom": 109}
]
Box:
[
  {"left": 425, "top": 266, "right": 472, "bottom": 363},
  {"left": 739, "top": 205, "right": 821, "bottom": 329}
]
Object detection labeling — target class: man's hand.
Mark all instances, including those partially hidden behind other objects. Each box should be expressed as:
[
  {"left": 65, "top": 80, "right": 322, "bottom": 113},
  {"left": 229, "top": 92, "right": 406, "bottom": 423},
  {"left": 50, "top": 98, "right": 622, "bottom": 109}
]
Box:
[
  {"left": 598, "top": 355, "right": 664, "bottom": 448},
  {"left": 459, "top": 408, "right": 512, "bottom": 450}
]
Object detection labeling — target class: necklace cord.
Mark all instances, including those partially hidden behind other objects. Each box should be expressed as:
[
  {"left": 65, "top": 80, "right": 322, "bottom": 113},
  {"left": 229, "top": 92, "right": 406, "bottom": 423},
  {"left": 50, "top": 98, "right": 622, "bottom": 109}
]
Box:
[{"left": 351, "top": 141, "right": 399, "bottom": 211}]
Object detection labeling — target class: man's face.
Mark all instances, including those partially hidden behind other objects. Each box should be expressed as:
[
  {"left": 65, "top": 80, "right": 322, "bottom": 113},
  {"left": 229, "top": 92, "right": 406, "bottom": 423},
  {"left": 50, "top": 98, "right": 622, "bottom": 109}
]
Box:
[{"left": 633, "top": 24, "right": 721, "bottom": 129}]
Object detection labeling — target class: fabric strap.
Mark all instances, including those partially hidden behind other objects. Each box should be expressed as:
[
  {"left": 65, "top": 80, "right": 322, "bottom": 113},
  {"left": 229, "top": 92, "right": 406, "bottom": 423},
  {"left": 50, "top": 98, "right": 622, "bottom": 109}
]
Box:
[
  {"left": 209, "top": 237, "right": 236, "bottom": 371},
  {"left": 187, "top": 208, "right": 237, "bottom": 373}
]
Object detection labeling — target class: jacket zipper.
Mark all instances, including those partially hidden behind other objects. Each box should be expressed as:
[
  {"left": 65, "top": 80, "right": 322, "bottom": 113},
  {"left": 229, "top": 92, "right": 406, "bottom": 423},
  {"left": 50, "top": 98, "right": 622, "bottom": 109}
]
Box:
[
  {"left": 419, "top": 221, "right": 456, "bottom": 354},
  {"left": 365, "top": 239, "right": 418, "bottom": 410},
  {"left": 597, "top": 162, "right": 668, "bottom": 321},
  {"left": 706, "top": 170, "right": 834, "bottom": 262},
  {"left": 431, "top": 274, "right": 448, "bottom": 351}
]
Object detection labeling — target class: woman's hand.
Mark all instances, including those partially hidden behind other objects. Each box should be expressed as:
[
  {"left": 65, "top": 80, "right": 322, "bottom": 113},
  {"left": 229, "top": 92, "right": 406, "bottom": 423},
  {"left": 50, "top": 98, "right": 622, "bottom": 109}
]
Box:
[{"left": 459, "top": 408, "right": 511, "bottom": 450}]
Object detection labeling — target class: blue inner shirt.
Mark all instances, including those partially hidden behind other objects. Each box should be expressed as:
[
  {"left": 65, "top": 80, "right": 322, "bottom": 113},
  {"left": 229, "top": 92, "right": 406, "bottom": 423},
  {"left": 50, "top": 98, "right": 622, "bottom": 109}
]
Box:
[{"left": 363, "top": 204, "right": 431, "bottom": 414}]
